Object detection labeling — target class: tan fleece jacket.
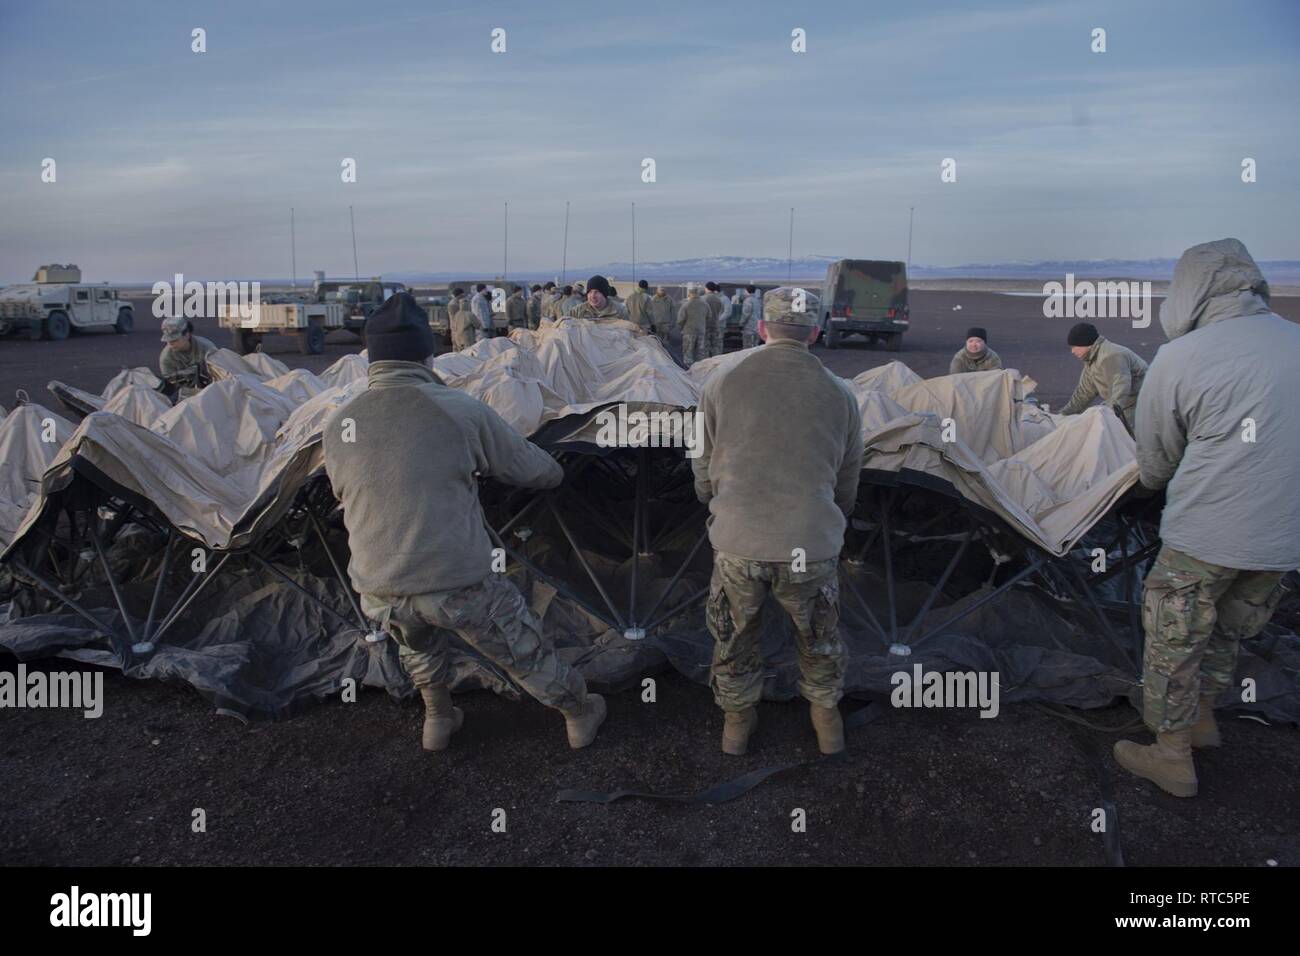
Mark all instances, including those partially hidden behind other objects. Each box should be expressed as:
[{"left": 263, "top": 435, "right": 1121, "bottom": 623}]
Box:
[
  {"left": 691, "top": 340, "right": 864, "bottom": 562},
  {"left": 323, "top": 361, "right": 562, "bottom": 596}
]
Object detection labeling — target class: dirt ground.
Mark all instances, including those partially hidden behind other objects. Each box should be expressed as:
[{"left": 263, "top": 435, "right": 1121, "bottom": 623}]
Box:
[{"left": 2, "top": 291, "right": 1298, "bottom": 866}]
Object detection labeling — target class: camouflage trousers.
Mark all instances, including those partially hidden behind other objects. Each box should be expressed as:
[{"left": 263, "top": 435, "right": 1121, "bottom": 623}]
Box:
[
  {"left": 681, "top": 323, "right": 708, "bottom": 367},
  {"left": 706, "top": 317, "right": 724, "bottom": 357},
  {"left": 1141, "top": 545, "right": 1285, "bottom": 733},
  {"left": 705, "top": 551, "right": 847, "bottom": 710},
  {"left": 741, "top": 326, "right": 759, "bottom": 349},
  {"left": 360, "top": 574, "right": 587, "bottom": 712}
]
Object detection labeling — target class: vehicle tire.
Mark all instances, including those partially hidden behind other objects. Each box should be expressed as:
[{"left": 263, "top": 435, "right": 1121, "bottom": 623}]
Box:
[
  {"left": 45, "top": 310, "right": 71, "bottom": 341},
  {"left": 231, "top": 328, "right": 254, "bottom": 355},
  {"left": 886, "top": 332, "right": 903, "bottom": 352},
  {"left": 299, "top": 319, "right": 325, "bottom": 355},
  {"left": 114, "top": 308, "right": 134, "bottom": 334}
]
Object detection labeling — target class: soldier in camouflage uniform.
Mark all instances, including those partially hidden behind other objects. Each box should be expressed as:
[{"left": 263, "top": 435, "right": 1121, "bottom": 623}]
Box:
[
  {"left": 649, "top": 286, "right": 676, "bottom": 342},
  {"left": 447, "top": 289, "right": 474, "bottom": 351},
  {"left": 703, "top": 282, "right": 725, "bottom": 357},
  {"left": 1061, "top": 322, "right": 1147, "bottom": 430},
  {"left": 572, "top": 275, "right": 629, "bottom": 321},
  {"left": 158, "top": 317, "right": 217, "bottom": 399},
  {"left": 324, "top": 294, "right": 606, "bottom": 752},
  {"left": 948, "top": 327, "right": 1002, "bottom": 374},
  {"left": 1115, "top": 239, "right": 1300, "bottom": 797},
  {"left": 676, "top": 283, "right": 710, "bottom": 366},
  {"left": 505, "top": 287, "right": 528, "bottom": 331},
  {"left": 692, "top": 287, "right": 862, "bottom": 756},
  {"left": 539, "top": 282, "right": 560, "bottom": 323},
  {"left": 624, "top": 279, "right": 653, "bottom": 331},
  {"left": 527, "top": 284, "right": 543, "bottom": 330},
  {"left": 740, "top": 285, "right": 762, "bottom": 349}
]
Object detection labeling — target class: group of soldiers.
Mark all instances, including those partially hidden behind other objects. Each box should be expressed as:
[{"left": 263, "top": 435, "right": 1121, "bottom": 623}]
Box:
[
  {"left": 943, "top": 240, "right": 1299, "bottom": 799},
  {"left": 950, "top": 320, "right": 1147, "bottom": 433},
  {"left": 152, "top": 238, "right": 1296, "bottom": 802},
  {"left": 443, "top": 275, "right": 766, "bottom": 365}
]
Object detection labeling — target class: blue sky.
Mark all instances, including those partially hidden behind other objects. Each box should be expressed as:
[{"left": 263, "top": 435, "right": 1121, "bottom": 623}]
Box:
[{"left": 1, "top": 0, "right": 1297, "bottom": 282}]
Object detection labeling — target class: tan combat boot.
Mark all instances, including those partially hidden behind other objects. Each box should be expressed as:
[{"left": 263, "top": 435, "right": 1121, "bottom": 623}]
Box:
[
  {"left": 419, "top": 685, "right": 464, "bottom": 752},
  {"left": 1113, "top": 729, "right": 1198, "bottom": 797},
  {"left": 721, "top": 707, "right": 758, "bottom": 756},
  {"left": 1190, "top": 696, "right": 1221, "bottom": 748},
  {"left": 810, "top": 703, "right": 846, "bottom": 755},
  {"left": 564, "top": 693, "right": 607, "bottom": 749}
]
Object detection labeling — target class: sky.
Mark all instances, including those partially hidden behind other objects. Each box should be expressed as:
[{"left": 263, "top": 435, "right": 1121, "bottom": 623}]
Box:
[{"left": 1, "top": 0, "right": 1297, "bottom": 282}]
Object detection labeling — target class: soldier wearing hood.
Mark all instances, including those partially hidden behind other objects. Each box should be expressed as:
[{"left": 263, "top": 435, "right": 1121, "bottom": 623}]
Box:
[
  {"left": 1114, "top": 239, "right": 1300, "bottom": 798},
  {"left": 323, "top": 294, "right": 607, "bottom": 753},
  {"left": 447, "top": 288, "right": 474, "bottom": 351}
]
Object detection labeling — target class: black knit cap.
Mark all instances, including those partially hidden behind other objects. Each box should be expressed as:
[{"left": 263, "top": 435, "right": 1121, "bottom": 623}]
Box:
[
  {"left": 366, "top": 292, "right": 435, "bottom": 363},
  {"left": 638, "top": 279, "right": 648, "bottom": 289},
  {"left": 587, "top": 274, "right": 614, "bottom": 297},
  {"left": 965, "top": 326, "right": 988, "bottom": 342},
  {"left": 1067, "top": 322, "right": 1099, "bottom": 347}
]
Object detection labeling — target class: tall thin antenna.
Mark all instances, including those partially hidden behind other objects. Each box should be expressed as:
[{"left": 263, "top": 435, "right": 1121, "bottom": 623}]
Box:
[
  {"left": 907, "top": 205, "right": 915, "bottom": 275},
  {"left": 787, "top": 207, "right": 794, "bottom": 281},
  {"left": 562, "top": 201, "right": 570, "bottom": 284},
  {"left": 349, "top": 205, "right": 359, "bottom": 281},
  {"left": 290, "top": 207, "right": 297, "bottom": 289},
  {"left": 503, "top": 201, "right": 509, "bottom": 281},
  {"left": 631, "top": 201, "right": 636, "bottom": 283}
]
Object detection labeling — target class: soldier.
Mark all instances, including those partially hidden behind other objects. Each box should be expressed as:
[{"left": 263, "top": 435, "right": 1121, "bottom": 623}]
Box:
[
  {"left": 448, "top": 288, "right": 474, "bottom": 352},
  {"left": 676, "top": 283, "right": 710, "bottom": 366},
  {"left": 539, "top": 281, "right": 560, "bottom": 323},
  {"left": 692, "top": 287, "right": 862, "bottom": 756},
  {"left": 703, "top": 282, "right": 725, "bottom": 357},
  {"left": 527, "top": 284, "right": 544, "bottom": 330},
  {"left": 469, "top": 283, "right": 492, "bottom": 342},
  {"left": 560, "top": 285, "right": 583, "bottom": 317},
  {"left": 949, "top": 327, "right": 1002, "bottom": 374},
  {"left": 1060, "top": 322, "right": 1147, "bottom": 430},
  {"left": 649, "top": 286, "right": 676, "bottom": 341},
  {"left": 572, "top": 275, "right": 628, "bottom": 321},
  {"left": 740, "top": 285, "right": 762, "bottom": 349},
  {"left": 158, "top": 317, "right": 217, "bottom": 399},
  {"left": 1114, "top": 239, "right": 1300, "bottom": 797},
  {"left": 505, "top": 286, "right": 528, "bottom": 332},
  {"left": 624, "top": 279, "right": 653, "bottom": 331},
  {"left": 323, "top": 294, "right": 607, "bottom": 752}
]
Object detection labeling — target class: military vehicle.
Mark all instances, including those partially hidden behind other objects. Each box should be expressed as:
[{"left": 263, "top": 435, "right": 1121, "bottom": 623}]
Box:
[
  {"left": 819, "top": 259, "right": 909, "bottom": 351},
  {"left": 217, "top": 299, "right": 347, "bottom": 355},
  {"left": 313, "top": 276, "right": 409, "bottom": 338},
  {"left": 0, "top": 264, "right": 134, "bottom": 340},
  {"left": 420, "top": 295, "right": 452, "bottom": 353}
]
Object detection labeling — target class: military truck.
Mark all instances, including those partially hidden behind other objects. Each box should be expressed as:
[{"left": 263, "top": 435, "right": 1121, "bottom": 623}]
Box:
[
  {"left": 313, "top": 276, "right": 408, "bottom": 338},
  {"left": 217, "top": 299, "right": 347, "bottom": 355},
  {"left": 420, "top": 295, "right": 452, "bottom": 353},
  {"left": 0, "top": 264, "right": 134, "bottom": 340},
  {"left": 819, "top": 259, "right": 909, "bottom": 351}
]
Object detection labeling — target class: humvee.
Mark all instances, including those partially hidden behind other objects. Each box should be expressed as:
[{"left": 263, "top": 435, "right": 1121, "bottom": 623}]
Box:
[
  {"left": 0, "top": 264, "right": 134, "bottom": 340},
  {"left": 313, "top": 277, "right": 409, "bottom": 338},
  {"left": 819, "top": 259, "right": 909, "bottom": 351}
]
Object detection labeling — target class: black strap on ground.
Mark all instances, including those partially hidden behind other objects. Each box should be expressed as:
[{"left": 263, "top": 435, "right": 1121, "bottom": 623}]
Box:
[
  {"left": 556, "top": 702, "right": 886, "bottom": 806},
  {"left": 1034, "top": 702, "right": 1127, "bottom": 867}
]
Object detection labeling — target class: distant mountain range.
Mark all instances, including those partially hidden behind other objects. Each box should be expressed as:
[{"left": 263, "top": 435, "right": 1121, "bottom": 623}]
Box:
[
  {"left": 56, "top": 255, "right": 1300, "bottom": 289},
  {"left": 381, "top": 255, "right": 1300, "bottom": 284}
]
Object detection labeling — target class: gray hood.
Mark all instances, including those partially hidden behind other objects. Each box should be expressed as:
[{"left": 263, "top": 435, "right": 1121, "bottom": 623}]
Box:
[{"left": 1159, "top": 237, "right": 1271, "bottom": 341}]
